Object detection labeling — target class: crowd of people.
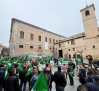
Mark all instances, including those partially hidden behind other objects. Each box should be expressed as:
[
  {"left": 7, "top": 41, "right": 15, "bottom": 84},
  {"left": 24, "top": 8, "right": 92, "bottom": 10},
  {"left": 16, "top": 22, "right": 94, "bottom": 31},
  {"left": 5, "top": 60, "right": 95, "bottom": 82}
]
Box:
[{"left": 0, "top": 56, "right": 99, "bottom": 91}]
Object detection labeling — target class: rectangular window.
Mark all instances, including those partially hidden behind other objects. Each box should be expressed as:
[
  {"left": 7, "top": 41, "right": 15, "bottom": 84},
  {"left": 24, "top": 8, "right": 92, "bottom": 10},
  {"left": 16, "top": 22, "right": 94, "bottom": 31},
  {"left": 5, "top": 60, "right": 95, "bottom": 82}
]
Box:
[
  {"left": 49, "top": 38, "right": 51, "bottom": 43},
  {"left": 38, "top": 46, "right": 41, "bottom": 49},
  {"left": 30, "top": 46, "right": 33, "bottom": 49},
  {"left": 49, "top": 47, "right": 52, "bottom": 50},
  {"left": 19, "top": 45, "right": 23, "bottom": 48},
  {"left": 68, "top": 49, "right": 70, "bottom": 51},
  {"left": 93, "top": 45, "right": 95, "bottom": 48},
  {"left": 59, "top": 44, "right": 61, "bottom": 47},
  {"left": 20, "top": 31, "right": 24, "bottom": 39},
  {"left": 73, "top": 48, "right": 75, "bottom": 51},
  {"left": 30, "top": 33, "right": 34, "bottom": 40},
  {"left": 71, "top": 39, "right": 75, "bottom": 45},
  {"left": 53, "top": 39, "right": 55, "bottom": 44},
  {"left": 56, "top": 40, "right": 58, "bottom": 43},
  {"left": 45, "top": 37, "right": 47, "bottom": 42},
  {"left": 38, "top": 35, "right": 41, "bottom": 41}
]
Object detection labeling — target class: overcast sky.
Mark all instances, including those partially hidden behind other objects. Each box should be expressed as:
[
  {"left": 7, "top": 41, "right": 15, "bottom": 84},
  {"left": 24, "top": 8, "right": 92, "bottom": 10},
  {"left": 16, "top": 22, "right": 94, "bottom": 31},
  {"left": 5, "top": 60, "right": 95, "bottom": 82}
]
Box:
[{"left": 0, "top": 0, "right": 99, "bottom": 47}]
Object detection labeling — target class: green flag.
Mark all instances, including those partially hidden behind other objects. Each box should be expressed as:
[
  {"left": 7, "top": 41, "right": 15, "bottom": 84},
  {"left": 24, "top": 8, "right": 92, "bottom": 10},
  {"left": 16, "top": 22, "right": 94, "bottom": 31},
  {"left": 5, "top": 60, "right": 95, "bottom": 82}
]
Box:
[
  {"left": 5, "top": 53, "right": 7, "bottom": 56},
  {"left": 56, "top": 57, "right": 59, "bottom": 60},
  {"left": 12, "top": 55, "right": 14, "bottom": 57},
  {"left": 77, "top": 58, "right": 81, "bottom": 63},
  {"left": 17, "top": 61, "right": 23, "bottom": 66},
  {"left": 5, "top": 57, "right": 8, "bottom": 61},
  {"left": 1, "top": 59, "right": 6, "bottom": 64},
  {"left": 8, "top": 60, "right": 13, "bottom": 69},
  {"left": 37, "top": 64, "right": 40, "bottom": 69},
  {"left": 48, "top": 58, "right": 50, "bottom": 62},
  {"left": 33, "top": 71, "right": 48, "bottom": 91},
  {"left": 25, "top": 65, "right": 32, "bottom": 77},
  {"left": 18, "top": 65, "right": 22, "bottom": 70},
  {"left": 60, "top": 59, "right": 65, "bottom": 63},
  {"left": 26, "top": 55, "right": 29, "bottom": 62},
  {"left": 13, "top": 59, "right": 16, "bottom": 62},
  {"left": 4, "top": 65, "right": 9, "bottom": 79},
  {"left": 24, "top": 57, "right": 25, "bottom": 60},
  {"left": 16, "top": 57, "right": 19, "bottom": 60},
  {"left": 68, "top": 59, "right": 70, "bottom": 61},
  {"left": 69, "top": 68, "right": 74, "bottom": 78},
  {"left": 0, "top": 55, "right": 3, "bottom": 59}
]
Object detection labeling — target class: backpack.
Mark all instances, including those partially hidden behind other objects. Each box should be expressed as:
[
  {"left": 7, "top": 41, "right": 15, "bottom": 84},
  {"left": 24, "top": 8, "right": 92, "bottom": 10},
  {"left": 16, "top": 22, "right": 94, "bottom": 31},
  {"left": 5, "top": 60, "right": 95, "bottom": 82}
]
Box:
[
  {"left": 45, "top": 73, "right": 51, "bottom": 86},
  {"left": 32, "top": 74, "right": 39, "bottom": 82},
  {"left": 79, "top": 70, "right": 84, "bottom": 80},
  {"left": 0, "top": 67, "right": 4, "bottom": 81}
]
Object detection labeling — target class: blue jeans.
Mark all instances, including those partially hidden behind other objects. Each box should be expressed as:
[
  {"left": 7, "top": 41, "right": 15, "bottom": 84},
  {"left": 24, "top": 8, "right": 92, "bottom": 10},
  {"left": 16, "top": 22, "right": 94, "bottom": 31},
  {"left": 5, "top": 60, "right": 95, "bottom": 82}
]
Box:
[
  {"left": 20, "top": 81, "right": 27, "bottom": 91},
  {"left": 0, "top": 83, "right": 3, "bottom": 91},
  {"left": 56, "top": 86, "right": 64, "bottom": 91},
  {"left": 69, "top": 75, "right": 74, "bottom": 85}
]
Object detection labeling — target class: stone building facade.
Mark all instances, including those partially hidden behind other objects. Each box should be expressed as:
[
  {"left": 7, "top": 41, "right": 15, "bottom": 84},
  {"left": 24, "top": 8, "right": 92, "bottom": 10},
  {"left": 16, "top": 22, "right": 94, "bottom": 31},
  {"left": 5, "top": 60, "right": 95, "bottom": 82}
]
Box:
[
  {"left": 9, "top": 19, "right": 66, "bottom": 57},
  {"left": 54, "top": 4, "right": 99, "bottom": 60}
]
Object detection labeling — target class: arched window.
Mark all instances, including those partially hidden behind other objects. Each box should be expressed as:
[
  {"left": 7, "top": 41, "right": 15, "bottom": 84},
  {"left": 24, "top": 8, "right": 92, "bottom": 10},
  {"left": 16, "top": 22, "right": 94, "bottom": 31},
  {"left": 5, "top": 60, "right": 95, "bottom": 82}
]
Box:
[{"left": 85, "top": 10, "right": 90, "bottom": 16}]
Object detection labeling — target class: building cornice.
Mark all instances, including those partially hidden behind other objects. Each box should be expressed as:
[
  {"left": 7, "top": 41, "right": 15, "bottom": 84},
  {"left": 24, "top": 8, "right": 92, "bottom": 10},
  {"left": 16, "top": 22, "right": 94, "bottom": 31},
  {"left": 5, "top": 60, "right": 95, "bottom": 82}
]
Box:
[
  {"left": 54, "top": 32, "right": 85, "bottom": 44},
  {"left": 11, "top": 18, "right": 66, "bottom": 38}
]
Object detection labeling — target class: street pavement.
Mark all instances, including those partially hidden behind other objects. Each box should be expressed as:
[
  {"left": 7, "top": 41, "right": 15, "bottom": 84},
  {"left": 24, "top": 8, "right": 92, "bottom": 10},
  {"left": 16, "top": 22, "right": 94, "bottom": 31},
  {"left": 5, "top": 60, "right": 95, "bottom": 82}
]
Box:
[{"left": 25, "top": 66, "right": 81, "bottom": 91}]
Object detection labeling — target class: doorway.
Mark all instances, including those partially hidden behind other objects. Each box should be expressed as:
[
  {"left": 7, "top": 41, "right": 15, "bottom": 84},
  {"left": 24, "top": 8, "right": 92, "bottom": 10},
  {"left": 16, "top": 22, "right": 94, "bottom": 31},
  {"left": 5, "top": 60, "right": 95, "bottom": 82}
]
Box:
[
  {"left": 69, "top": 54, "right": 71, "bottom": 59},
  {"left": 77, "top": 54, "right": 81, "bottom": 59},
  {"left": 73, "top": 54, "right": 76, "bottom": 59},
  {"left": 59, "top": 50, "right": 63, "bottom": 57}
]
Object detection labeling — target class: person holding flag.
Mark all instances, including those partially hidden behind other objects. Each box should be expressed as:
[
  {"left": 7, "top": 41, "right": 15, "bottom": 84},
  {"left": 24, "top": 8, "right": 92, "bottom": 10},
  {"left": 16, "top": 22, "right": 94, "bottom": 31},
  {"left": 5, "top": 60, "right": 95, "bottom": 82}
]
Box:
[
  {"left": 30, "top": 68, "right": 43, "bottom": 90},
  {"left": 29, "top": 66, "right": 38, "bottom": 90},
  {"left": 3, "top": 67, "right": 19, "bottom": 91},
  {"left": 67, "top": 63, "right": 74, "bottom": 86},
  {"left": 19, "top": 65, "right": 28, "bottom": 91}
]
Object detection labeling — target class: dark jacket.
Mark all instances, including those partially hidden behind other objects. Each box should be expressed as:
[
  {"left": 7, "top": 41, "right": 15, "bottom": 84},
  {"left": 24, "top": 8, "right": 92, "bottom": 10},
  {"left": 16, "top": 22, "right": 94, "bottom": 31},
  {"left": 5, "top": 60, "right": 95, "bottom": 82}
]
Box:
[
  {"left": 72, "top": 63, "right": 75, "bottom": 69},
  {"left": 87, "top": 71, "right": 95, "bottom": 76},
  {"left": 86, "top": 82, "right": 99, "bottom": 91},
  {"left": 19, "top": 69, "right": 28, "bottom": 82},
  {"left": 45, "top": 71, "right": 54, "bottom": 89},
  {"left": 67, "top": 65, "right": 73, "bottom": 74},
  {"left": 87, "top": 71, "right": 95, "bottom": 82},
  {"left": 0, "top": 67, "right": 5, "bottom": 83},
  {"left": 0, "top": 64, "right": 4, "bottom": 67},
  {"left": 54, "top": 71, "right": 66, "bottom": 87},
  {"left": 16, "top": 67, "right": 21, "bottom": 74},
  {"left": 78, "top": 69, "right": 86, "bottom": 84},
  {"left": 3, "top": 74, "right": 19, "bottom": 91}
]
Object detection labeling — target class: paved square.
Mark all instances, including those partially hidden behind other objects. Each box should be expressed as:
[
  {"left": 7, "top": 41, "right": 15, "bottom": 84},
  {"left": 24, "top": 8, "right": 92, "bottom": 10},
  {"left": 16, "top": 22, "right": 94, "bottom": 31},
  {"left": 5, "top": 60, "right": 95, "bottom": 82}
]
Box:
[{"left": 25, "top": 66, "right": 80, "bottom": 91}]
